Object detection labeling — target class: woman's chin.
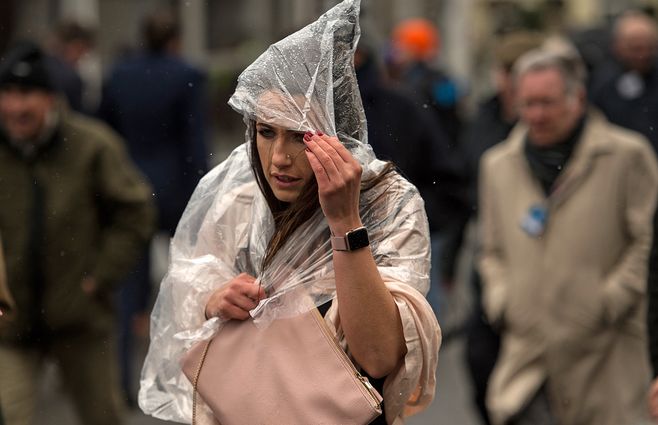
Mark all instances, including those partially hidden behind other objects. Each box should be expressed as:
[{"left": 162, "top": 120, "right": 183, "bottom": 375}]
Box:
[{"left": 272, "top": 188, "right": 300, "bottom": 203}]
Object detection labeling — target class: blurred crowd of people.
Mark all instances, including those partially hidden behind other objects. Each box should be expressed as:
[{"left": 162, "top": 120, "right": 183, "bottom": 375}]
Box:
[{"left": 1, "top": 3, "right": 658, "bottom": 425}]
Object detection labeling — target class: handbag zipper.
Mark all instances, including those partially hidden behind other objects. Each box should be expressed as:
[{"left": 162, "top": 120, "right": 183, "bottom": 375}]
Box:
[
  {"left": 311, "top": 309, "right": 383, "bottom": 411},
  {"left": 357, "top": 373, "right": 383, "bottom": 407}
]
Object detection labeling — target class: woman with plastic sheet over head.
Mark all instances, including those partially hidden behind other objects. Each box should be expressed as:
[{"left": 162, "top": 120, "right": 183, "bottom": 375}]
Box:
[{"left": 138, "top": 1, "right": 440, "bottom": 423}]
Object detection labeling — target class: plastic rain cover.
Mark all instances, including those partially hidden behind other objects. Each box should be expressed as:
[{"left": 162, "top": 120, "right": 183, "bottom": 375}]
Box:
[{"left": 138, "top": 0, "right": 433, "bottom": 422}]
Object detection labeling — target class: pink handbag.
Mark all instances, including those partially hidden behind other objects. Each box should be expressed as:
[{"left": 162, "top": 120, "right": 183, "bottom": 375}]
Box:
[{"left": 181, "top": 308, "right": 383, "bottom": 425}]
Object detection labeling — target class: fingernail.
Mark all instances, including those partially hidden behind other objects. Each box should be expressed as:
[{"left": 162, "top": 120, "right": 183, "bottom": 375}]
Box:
[
  {"left": 304, "top": 132, "right": 312, "bottom": 141},
  {"left": 316, "top": 131, "right": 324, "bottom": 136}
]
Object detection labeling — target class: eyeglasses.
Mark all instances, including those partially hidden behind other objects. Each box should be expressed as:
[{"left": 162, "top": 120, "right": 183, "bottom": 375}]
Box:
[{"left": 517, "top": 96, "right": 567, "bottom": 111}]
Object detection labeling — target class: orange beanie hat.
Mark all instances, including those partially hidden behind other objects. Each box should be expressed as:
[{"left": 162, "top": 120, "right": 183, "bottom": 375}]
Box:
[{"left": 392, "top": 18, "right": 440, "bottom": 60}]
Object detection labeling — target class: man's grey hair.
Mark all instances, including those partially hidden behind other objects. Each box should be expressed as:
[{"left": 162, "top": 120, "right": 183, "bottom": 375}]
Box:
[{"left": 513, "top": 47, "right": 587, "bottom": 95}]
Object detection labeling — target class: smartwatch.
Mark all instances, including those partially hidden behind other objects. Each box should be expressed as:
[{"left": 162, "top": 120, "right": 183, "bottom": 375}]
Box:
[{"left": 330, "top": 226, "right": 369, "bottom": 251}]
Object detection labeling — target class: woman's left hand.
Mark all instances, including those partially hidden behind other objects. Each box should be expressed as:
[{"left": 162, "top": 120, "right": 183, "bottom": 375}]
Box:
[{"left": 304, "top": 131, "right": 362, "bottom": 232}]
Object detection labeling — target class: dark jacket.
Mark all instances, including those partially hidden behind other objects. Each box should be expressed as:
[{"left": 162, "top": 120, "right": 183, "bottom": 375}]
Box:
[
  {"left": 462, "top": 95, "right": 516, "bottom": 186},
  {"left": 357, "top": 58, "right": 470, "bottom": 279},
  {"left": 99, "top": 52, "right": 209, "bottom": 234},
  {"left": 401, "top": 61, "right": 463, "bottom": 146},
  {"left": 590, "top": 59, "right": 658, "bottom": 152},
  {"left": 0, "top": 108, "right": 156, "bottom": 344}
]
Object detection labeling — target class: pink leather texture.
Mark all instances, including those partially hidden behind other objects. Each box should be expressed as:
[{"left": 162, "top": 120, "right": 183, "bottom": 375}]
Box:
[{"left": 181, "top": 309, "right": 383, "bottom": 425}]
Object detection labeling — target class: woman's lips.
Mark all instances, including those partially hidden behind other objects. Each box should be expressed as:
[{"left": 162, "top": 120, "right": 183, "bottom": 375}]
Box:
[{"left": 272, "top": 174, "right": 302, "bottom": 188}]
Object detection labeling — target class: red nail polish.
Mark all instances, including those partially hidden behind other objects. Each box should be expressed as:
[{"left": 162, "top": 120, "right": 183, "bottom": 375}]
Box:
[
  {"left": 304, "top": 133, "right": 312, "bottom": 141},
  {"left": 316, "top": 131, "right": 324, "bottom": 136},
  {"left": 305, "top": 148, "right": 311, "bottom": 152}
]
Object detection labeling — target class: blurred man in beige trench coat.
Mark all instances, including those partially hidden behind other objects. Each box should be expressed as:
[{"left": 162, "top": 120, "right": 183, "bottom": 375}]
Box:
[{"left": 479, "top": 47, "right": 658, "bottom": 425}]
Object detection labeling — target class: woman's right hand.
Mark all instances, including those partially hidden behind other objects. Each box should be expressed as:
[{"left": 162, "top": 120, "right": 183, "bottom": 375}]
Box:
[{"left": 204, "top": 273, "right": 266, "bottom": 321}]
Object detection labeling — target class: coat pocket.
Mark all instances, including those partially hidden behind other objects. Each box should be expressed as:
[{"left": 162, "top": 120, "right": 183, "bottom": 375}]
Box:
[{"left": 551, "top": 269, "right": 606, "bottom": 338}]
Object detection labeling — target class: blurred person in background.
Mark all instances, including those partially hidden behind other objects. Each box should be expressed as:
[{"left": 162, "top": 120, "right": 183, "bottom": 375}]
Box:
[
  {"left": 0, "top": 41, "right": 155, "bottom": 425},
  {"left": 354, "top": 38, "right": 470, "bottom": 334},
  {"left": 479, "top": 47, "right": 658, "bottom": 425},
  {"left": 590, "top": 9, "right": 658, "bottom": 151},
  {"left": 461, "top": 30, "right": 545, "bottom": 425},
  {"left": 386, "top": 18, "right": 470, "bottom": 333},
  {"left": 98, "top": 9, "right": 209, "bottom": 406},
  {"left": 45, "top": 20, "right": 97, "bottom": 114},
  {"left": 387, "top": 17, "right": 464, "bottom": 147}
]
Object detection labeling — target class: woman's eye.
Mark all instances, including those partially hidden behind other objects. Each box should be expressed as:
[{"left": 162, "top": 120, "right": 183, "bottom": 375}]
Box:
[
  {"left": 290, "top": 132, "right": 304, "bottom": 145},
  {"left": 291, "top": 132, "right": 305, "bottom": 144},
  {"left": 257, "top": 128, "right": 275, "bottom": 139}
]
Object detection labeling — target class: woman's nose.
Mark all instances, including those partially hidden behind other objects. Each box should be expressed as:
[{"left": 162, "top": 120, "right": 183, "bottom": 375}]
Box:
[
  {"left": 270, "top": 139, "right": 294, "bottom": 165},
  {"left": 271, "top": 135, "right": 306, "bottom": 165}
]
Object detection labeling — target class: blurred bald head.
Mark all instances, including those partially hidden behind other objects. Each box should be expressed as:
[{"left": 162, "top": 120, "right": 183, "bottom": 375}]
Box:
[{"left": 613, "top": 10, "right": 658, "bottom": 74}]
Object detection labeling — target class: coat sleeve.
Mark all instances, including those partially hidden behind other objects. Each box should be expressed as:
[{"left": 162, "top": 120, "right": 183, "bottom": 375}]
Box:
[
  {"left": 367, "top": 191, "right": 440, "bottom": 422},
  {"left": 328, "top": 239, "right": 440, "bottom": 424},
  {"left": 477, "top": 151, "right": 510, "bottom": 327},
  {"left": 91, "top": 128, "right": 157, "bottom": 291},
  {"left": 382, "top": 281, "right": 441, "bottom": 422},
  {"left": 602, "top": 141, "right": 658, "bottom": 324}
]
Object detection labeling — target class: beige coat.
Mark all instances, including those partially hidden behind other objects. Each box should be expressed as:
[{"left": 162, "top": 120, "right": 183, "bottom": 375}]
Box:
[{"left": 479, "top": 111, "right": 658, "bottom": 425}]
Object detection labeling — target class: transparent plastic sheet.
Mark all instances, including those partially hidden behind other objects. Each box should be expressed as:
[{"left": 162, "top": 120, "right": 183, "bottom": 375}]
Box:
[{"left": 138, "top": 0, "right": 432, "bottom": 422}]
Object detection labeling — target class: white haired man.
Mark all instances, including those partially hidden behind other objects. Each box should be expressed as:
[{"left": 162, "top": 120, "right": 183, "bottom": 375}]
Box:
[{"left": 479, "top": 48, "right": 658, "bottom": 424}]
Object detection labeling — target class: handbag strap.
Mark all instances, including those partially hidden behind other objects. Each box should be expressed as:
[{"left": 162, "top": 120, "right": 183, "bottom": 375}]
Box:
[{"left": 192, "top": 339, "right": 213, "bottom": 425}]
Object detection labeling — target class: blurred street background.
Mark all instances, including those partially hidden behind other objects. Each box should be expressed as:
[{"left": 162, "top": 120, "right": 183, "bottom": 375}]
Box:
[{"left": 4, "top": 0, "right": 652, "bottom": 158}]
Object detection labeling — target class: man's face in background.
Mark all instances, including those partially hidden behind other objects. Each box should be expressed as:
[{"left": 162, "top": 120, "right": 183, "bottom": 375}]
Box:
[
  {"left": 0, "top": 85, "right": 54, "bottom": 142},
  {"left": 517, "top": 68, "right": 584, "bottom": 146}
]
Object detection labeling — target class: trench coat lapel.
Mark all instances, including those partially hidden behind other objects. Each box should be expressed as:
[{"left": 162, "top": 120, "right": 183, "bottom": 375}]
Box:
[
  {"left": 507, "top": 110, "right": 613, "bottom": 209},
  {"left": 549, "top": 112, "right": 612, "bottom": 208}
]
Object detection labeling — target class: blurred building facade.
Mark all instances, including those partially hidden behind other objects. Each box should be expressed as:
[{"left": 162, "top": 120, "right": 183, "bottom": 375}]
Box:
[
  {"left": 6, "top": 0, "right": 658, "bottom": 76},
  {"left": 3, "top": 0, "right": 658, "bottom": 151},
  {"left": 8, "top": 0, "right": 658, "bottom": 79}
]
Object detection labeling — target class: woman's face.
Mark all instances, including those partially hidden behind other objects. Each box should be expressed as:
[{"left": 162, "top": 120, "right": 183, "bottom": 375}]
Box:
[{"left": 256, "top": 122, "right": 314, "bottom": 203}]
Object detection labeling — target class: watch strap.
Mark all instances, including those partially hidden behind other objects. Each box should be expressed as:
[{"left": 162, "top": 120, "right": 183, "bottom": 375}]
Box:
[
  {"left": 330, "top": 226, "right": 369, "bottom": 251},
  {"left": 330, "top": 234, "right": 349, "bottom": 251}
]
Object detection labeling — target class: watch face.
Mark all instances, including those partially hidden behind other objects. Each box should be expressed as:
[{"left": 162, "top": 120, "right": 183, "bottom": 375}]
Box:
[{"left": 347, "top": 227, "right": 369, "bottom": 250}]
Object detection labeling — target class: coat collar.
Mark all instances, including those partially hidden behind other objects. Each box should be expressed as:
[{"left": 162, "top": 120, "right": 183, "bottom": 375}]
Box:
[{"left": 506, "top": 108, "right": 614, "bottom": 207}]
